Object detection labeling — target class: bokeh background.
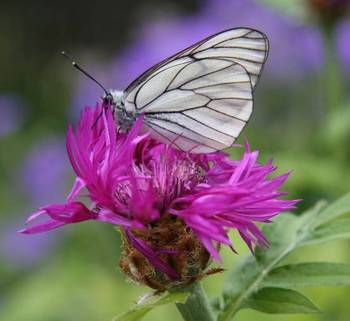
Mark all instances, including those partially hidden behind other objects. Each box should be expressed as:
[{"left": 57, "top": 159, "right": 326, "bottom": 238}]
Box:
[{"left": 1, "top": 0, "right": 350, "bottom": 320}]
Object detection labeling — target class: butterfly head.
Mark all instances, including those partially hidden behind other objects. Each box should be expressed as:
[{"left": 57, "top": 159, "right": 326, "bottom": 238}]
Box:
[
  {"left": 102, "top": 92, "right": 114, "bottom": 106},
  {"left": 106, "top": 90, "right": 136, "bottom": 131}
]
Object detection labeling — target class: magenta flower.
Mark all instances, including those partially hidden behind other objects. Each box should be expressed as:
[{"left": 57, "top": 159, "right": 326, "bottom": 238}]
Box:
[{"left": 21, "top": 103, "right": 298, "bottom": 289}]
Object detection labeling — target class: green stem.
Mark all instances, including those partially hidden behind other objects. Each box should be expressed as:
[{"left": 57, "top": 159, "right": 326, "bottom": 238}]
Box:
[
  {"left": 175, "top": 282, "right": 215, "bottom": 321},
  {"left": 322, "top": 24, "right": 343, "bottom": 112}
]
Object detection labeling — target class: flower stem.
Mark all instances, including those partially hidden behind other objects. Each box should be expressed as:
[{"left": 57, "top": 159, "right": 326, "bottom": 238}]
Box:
[
  {"left": 322, "top": 23, "right": 343, "bottom": 112},
  {"left": 174, "top": 282, "right": 215, "bottom": 321}
]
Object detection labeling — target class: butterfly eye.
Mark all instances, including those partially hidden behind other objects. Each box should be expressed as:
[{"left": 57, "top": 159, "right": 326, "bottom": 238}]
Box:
[
  {"left": 90, "top": 96, "right": 114, "bottom": 130},
  {"left": 103, "top": 93, "right": 114, "bottom": 106}
]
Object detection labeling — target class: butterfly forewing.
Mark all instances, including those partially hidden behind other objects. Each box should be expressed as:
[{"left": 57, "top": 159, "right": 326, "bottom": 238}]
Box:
[{"left": 122, "top": 27, "right": 268, "bottom": 153}]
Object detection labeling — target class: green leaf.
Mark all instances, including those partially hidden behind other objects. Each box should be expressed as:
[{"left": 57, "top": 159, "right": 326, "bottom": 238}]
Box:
[
  {"left": 210, "top": 296, "right": 222, "bottom": 313},
  {"left": 255, "top": 201, "right": 328, "bottom": 261},
  {"left": 244, "top": 288, "right": 320, "bottom": 314},
  {"left": 218, "top": 195, "right": 350, "bottom": 321},
  {"left": 219, "top": 204, "right": 324, "bottom": 321},
  {"left": 315, "top": 192, "right": 350, "bottom": 227},
  {"left": 254, "top": 213, "right": 302, "bottom": 262},
  {"left": 303, "top": 218, "right": 350, "bottom": 245},
  {"left": 262, "top": 263, "right": 350, "bottom": 288},
  {"left": 112, "top": 291, "right": 189, "bottom": 321},
  {"left": 219, "top": 214, "right": 302, "bottom": 321}
]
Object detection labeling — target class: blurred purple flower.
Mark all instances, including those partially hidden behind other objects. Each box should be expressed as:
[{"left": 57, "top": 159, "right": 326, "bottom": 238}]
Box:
[
  {"left": 71, "top": 0, "right": 350, "bottom": 115},
  {"left": 110, "top": 0, "right": 324, "bottom": 83},
  {"left": 109, "top": 17, "right": 221, "bottom": 89},
  {"left": 0, "top": 219, "right": 58, "bottom": 267},
  {"left": 72, "top": 0, "right": 342, "bottom": 111},
  {"left": 336, "top": 19, "right": 350, "bottom": 71},
  {"left": 21, "top": 103, "right": 297, "bottom": 281},
  {"left": 201, "top": 0, "right": 324, "bottom": 76},
  {"left": 20, "top": 137, "right": 71, "bottom": 206},
  {"left": 0, "top": 94, "right": 25, "bottom": 138}
]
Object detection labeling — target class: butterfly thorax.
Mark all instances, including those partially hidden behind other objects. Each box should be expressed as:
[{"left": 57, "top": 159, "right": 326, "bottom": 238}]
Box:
[{"left": 109, "top": 90, "right": 137, "bottom": 131}]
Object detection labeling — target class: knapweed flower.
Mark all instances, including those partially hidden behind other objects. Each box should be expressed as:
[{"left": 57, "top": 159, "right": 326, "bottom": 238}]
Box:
[{"left": 21, "top": 103, "right": 298, "bottom": 290}]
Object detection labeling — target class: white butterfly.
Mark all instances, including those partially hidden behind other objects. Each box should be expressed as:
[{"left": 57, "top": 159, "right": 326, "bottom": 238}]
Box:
[{"left": 109, "top": 27, "right": 269, "bottom": 153}]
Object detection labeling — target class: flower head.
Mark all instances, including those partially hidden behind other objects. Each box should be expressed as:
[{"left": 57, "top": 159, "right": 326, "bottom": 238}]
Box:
[{"left": 21, "top": 103, "right": 298, "bottom": 289}]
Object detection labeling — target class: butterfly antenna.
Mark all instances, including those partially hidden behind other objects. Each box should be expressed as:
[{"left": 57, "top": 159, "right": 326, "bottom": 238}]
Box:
[{"left": 61, "top": 51, "right": 110, "bottom": 97}]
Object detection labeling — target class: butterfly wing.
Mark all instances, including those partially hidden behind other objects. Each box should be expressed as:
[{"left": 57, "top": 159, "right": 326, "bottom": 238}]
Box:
[
  {"left": 125, "top": 27, "right": 268, "bottom": 92},
  {"left": 123, "top": 28, "right": 268, "bottom": 153}
]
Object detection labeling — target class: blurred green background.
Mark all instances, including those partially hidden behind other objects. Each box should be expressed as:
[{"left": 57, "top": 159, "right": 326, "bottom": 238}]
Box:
[{"left": 1, "top": 0, "right": 350, "bottom": 320}]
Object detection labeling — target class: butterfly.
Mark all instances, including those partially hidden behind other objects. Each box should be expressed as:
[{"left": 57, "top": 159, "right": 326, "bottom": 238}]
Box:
[{"left": 72, "top": 27, "right": 268, "bottom": 153}]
